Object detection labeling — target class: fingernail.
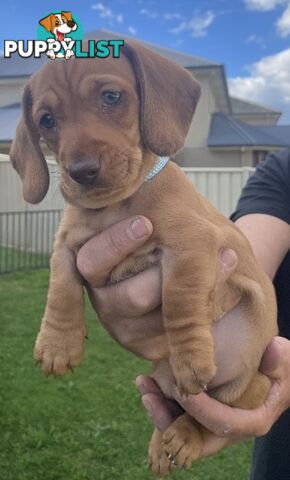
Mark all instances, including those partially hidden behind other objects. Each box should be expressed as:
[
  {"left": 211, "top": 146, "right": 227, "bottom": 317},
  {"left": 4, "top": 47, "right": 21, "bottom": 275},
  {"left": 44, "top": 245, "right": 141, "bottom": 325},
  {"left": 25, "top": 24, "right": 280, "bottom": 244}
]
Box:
[
  {"left": 222, "top": 423, "right": 232, "bottom": 435},
  {"left": 142, "top": 397, "right": 153, "bottom": 417},
  {"left": 128, "top": 217, "right": 152, "bottom": 240},
  {"left": 135, "top": 376, "right": 147, "bottom": 395},
  {"left": 220, "top": 248, "right": 237, "bottom": 270}
]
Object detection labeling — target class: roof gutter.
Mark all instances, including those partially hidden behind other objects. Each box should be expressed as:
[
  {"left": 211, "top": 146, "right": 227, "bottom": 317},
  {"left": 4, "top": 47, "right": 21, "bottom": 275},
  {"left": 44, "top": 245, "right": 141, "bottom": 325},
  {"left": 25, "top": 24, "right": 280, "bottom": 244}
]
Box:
[{"left": 208, "top": 145, "right": 286, "bottom": 151}]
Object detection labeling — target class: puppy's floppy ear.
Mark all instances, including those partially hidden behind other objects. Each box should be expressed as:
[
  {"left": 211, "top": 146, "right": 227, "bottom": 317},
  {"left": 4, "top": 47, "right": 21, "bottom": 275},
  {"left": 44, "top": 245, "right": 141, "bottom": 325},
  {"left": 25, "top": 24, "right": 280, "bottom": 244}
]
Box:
[
  {"left": 39, "top": 14, "right": 53, "bottom": 33},
  {"left": 10, "top": 84, "right": 49, "bottom": 204},
  {"left": 122, "top": 41, "right": 201, "bottom": 156},
  {"left": 61, "top": 11, "right": 73, "bottom": 22}
]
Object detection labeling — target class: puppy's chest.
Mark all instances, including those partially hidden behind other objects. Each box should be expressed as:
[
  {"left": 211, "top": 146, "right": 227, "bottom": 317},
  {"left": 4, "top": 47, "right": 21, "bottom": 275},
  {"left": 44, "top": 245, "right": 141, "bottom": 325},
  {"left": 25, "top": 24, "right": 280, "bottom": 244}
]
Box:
[
  {"left": 65, "top": 205, "right": 162, "bottom": 283},
  {"left": 94, "top": 208, "right": 162, "bottom": 283},
  {"left": 109, "top": 244, "right": 162, "bottom": 284}
]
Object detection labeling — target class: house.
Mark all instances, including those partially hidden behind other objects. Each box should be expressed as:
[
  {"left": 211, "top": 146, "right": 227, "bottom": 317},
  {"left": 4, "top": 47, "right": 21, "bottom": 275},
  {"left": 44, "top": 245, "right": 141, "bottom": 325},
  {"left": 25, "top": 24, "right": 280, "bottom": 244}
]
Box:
[{"left": 0, "top": 29, "right": 289, "bottom": 166}]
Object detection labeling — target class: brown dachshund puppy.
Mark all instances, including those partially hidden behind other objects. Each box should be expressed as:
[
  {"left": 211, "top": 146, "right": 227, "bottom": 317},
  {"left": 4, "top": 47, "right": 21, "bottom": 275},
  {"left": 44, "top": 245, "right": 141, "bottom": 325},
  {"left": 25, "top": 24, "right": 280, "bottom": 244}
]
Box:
[{"left": 10, "top": 41, "right": 277, "bottom": 476}]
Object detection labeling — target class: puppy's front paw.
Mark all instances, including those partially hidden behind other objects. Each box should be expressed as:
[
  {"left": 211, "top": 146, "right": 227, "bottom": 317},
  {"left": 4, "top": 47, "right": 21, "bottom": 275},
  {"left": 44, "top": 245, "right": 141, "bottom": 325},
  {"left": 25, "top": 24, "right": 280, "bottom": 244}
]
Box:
[
  {"left": 161, "top": 414, "right": 202, "bottom": 470},
  {"left": 171, "top": 354, "right": 217, "bottom": 396},
  {"left": 34, "top": 322, "right": 86, "bottom": 376}
]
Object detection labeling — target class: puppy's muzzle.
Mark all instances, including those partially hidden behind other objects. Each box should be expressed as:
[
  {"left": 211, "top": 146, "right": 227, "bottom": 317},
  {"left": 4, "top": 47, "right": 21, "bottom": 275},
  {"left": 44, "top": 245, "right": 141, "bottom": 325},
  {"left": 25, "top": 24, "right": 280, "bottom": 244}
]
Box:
[{"left": 68, "top": 158, "right": 100, "bottom": 187}]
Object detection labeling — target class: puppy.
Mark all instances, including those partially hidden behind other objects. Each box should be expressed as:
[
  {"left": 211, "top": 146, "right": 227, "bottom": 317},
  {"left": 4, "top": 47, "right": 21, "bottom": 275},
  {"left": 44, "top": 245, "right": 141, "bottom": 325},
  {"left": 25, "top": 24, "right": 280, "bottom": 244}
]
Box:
[
  {"left": 39, "top": 11, "right": 77, "bottom": 59},
  {"left": 10, "top": 41, "right": 277, "bottom": 476}
]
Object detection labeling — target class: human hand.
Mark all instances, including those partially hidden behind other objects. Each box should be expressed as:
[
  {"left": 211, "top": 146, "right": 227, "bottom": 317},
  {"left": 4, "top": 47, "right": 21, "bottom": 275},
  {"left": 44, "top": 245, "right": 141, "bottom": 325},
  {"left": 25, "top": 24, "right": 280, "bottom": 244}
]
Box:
[
  {"left": 77, "top": 216, "right": 166, "bottom": 358},
  {"left": 136, "top": 336, "right": 290, "bottom": 457},
  {"left": 77, "top": 216, "right": 238, "bottom": 361}
]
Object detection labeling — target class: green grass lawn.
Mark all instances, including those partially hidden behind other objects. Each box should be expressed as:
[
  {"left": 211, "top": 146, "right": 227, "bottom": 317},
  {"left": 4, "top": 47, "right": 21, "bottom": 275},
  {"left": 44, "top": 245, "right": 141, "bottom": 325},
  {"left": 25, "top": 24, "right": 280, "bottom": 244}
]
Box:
[{"left": 0, "top": 269, "right": 253, "bottom": 480}]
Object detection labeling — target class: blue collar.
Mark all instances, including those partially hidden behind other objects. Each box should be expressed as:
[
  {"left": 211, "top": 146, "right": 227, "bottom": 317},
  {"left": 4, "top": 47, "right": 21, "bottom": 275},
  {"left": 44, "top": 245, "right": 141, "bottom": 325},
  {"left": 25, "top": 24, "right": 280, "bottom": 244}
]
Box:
[{"left": 144, "top": 157, "right": 170, "bottom": 182}]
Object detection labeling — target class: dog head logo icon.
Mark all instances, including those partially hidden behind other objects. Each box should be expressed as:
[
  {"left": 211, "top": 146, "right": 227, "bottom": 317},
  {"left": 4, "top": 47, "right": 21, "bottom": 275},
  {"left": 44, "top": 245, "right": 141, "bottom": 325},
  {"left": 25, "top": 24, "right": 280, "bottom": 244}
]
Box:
[{"left": 39, "top": 11, "right": 78, "bottom": 59}]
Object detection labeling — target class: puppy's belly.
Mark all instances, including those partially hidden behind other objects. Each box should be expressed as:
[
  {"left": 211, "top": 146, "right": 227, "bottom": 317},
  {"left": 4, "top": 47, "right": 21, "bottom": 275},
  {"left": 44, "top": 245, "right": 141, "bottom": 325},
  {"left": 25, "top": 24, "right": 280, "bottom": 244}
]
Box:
[{"left": 153, "top": 302, "right": 255, "bottom": 402}]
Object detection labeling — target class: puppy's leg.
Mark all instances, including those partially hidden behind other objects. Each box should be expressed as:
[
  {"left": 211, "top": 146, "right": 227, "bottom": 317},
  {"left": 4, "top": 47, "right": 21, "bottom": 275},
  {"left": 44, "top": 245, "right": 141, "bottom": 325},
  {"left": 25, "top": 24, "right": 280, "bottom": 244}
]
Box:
[
  {"left": 162, "top": 233, "right": 220, "bottom": 396},
  {"left": 34, "top": 234, "right": 86, "bottom": 376}
]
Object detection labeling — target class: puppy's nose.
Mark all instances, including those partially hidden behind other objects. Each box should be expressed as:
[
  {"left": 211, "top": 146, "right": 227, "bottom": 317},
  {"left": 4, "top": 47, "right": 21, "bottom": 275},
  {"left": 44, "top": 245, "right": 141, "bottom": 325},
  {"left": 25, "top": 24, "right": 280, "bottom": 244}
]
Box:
[
  {"left": 68, "top": 159, "right": 100, "bottom": 186},
  {"left": 67, "top": 21, "right": 75, "bottom": 28}
]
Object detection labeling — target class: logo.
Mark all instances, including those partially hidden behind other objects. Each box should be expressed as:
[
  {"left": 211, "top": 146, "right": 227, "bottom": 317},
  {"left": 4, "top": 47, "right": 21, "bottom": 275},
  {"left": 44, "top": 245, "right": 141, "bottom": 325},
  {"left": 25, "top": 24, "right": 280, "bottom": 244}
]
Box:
[
  {"left": 38, "top": 11, "right": 82, "bottom": 59},
  {"left": 4, "top": 11, "right": 124, "bottom": 60}
]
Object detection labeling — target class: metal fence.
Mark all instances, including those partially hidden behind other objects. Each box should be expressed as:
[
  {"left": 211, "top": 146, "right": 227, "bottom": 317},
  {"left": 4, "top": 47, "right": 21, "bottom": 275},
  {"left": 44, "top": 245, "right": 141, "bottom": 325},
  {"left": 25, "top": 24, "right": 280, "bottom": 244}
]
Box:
[
  {"left": 0, "top": 210, "right": 62, "bottom": 274},
  {"left": 0, "top": 154, "right": 254, "bottom": 275},
  {"left": 184, "top": 167, "right": 253, "bottom": 218}
]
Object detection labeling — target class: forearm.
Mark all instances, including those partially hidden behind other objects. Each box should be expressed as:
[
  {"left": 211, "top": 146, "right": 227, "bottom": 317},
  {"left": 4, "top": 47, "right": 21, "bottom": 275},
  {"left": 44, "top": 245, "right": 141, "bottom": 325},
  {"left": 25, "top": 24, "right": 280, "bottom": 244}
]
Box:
[{"left": 235, "top": 214, "right": 290, "bottom": 280}]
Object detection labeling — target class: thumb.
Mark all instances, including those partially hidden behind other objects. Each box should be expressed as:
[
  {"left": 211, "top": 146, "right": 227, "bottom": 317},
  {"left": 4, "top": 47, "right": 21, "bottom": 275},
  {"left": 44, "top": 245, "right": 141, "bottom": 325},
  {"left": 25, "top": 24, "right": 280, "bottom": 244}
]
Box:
[
  {"left": 259, "top": 336, "right": 288, "bottom": 379},
  {"left": 142, "top": 393, "right": 176, "bottom": 432},
  {"left": 77, "top": 216, "right": 153, "bottom": 287}
]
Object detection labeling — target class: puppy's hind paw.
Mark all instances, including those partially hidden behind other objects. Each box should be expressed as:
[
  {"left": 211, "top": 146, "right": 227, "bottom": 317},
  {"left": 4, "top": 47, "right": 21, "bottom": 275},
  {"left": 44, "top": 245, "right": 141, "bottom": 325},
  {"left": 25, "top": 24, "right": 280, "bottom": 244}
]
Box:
[
  {"left": 162, "top": 414, "right": 202, "bottom": 470},
  {"left": 148, "top": 429, "right": 173, "bottom": 477}
]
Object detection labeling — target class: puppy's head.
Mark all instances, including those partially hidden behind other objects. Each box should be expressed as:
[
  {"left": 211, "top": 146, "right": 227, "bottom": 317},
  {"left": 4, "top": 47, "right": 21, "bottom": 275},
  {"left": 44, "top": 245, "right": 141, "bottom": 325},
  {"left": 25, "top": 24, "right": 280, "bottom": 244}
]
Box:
[
  {"left": 39, "top": 12, "right": 77, "bottom": 40},
  {"left": 10, "top": 41, "right": 201, "bottom": 208}
]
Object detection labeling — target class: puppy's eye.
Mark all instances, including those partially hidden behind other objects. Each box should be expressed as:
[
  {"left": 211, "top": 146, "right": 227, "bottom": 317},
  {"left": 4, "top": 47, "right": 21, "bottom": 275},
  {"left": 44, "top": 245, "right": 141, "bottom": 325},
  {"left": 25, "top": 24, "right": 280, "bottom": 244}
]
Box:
[
  {"left": 102, "top": 91, "right": 121, "bottom": 106},
  {"left": 40, "top": 113, "right": 56, "bottom": 129},
  {"left": 55, "top": 20, "right": 60, "bottom": 26}
]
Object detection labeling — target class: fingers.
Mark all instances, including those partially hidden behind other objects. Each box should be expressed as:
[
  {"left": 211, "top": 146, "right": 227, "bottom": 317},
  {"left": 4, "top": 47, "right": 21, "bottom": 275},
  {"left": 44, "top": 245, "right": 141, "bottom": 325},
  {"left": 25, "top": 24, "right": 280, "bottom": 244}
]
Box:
[
  {"left": 217, "top": 248, "right": 238, "bottom": 284},
  {"left": 200, "top": 434, "right": 237, "bottom": 458},
  {"left": 173, "top": 336, "right": 290, "bottom": 440},
  {"left": 77, "top": 216, "right": 153, "bottom": 287},
  {"left": 91, "top": 267, "right": 161, "bottom": 318},
  {"left": 174, "top": 390, "right": 278, "bottom": 438},
  {"left": 136, "top": 376, "right": 174, "bottom": 431},
  {"left": 136, "top": 376, "right": 183, "bottom": 432},
  {"left": 136, "top": 375, "right": 163, "bottom": 396},
  {"left": 142, "top": 393, "right": 176, "bottom": 432},
  {"left": 136, "top": 377, "right": 242, "bottom": 457}
]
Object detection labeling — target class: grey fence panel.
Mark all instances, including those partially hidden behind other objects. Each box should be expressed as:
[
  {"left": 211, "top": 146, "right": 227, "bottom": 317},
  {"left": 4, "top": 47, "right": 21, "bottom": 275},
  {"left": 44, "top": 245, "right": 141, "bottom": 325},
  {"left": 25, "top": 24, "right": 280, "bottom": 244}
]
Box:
[
  {"left": 183, "top": 167, "right": 253, "bottom": 218},
  {"left": 0, "top": 210, "right": 62, "bottom": 274},
  {"left": 0, "top": 156, "right": 65, "bottom": 212}
]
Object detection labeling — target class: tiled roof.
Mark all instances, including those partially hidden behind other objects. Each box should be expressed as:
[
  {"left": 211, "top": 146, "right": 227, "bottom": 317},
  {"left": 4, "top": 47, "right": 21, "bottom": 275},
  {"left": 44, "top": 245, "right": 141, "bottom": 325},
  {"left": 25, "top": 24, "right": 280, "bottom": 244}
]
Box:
[
  {"left": 84, "top": 29, "right": 219, "bottom": 68},
  {"left": 0, "top": 56, "right": 47, "bottom": 78},
  {"left": 2, "top": 104, "right": 289, "bottom": 149},
  {"left": 231, "top": 96, "right": 281, "bottom": 116},
  {"left": 208, "top": 112, "right": 290, "bottom": 148},
  {"left": 0, "top": 29, "right": 218, "bottom": 79}
]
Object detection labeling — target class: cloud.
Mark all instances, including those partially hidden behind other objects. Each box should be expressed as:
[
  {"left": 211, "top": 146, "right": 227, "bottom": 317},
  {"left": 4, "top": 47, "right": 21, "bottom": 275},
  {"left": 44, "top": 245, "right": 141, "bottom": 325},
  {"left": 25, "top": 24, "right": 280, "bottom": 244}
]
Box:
[
  {"left": 229, "top": 48, "right": 290, "bottom": 122},
  {"left": 163, "top": 12, "right": 183, "bottom": 20},
  {"left": 276, "top": 2, "right": 290, "bottom": 35},
  {"left": 128, "top": 26, "right": 137, "bottom": 35},
  {"left": 244, "top": 0, "right": 290, "bottom": 37},
  {"left": 244, "top": 0, "right": 287, "bottom": 11},
  {"left": 139, "top": 8, "right": 158, "bottom": 19},
  {"left": 91, "top": 2, "right": 123, "bottom": 24},
  {"left": 170, "top": 10, "right": 215, "bottom": 38},
  {"left": 245, "top": 33, "right": 266, "bottom": 47}
]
